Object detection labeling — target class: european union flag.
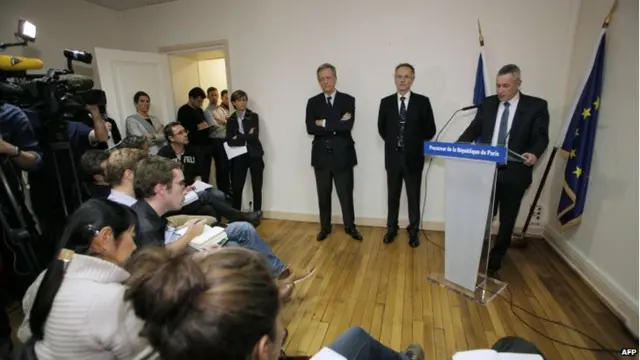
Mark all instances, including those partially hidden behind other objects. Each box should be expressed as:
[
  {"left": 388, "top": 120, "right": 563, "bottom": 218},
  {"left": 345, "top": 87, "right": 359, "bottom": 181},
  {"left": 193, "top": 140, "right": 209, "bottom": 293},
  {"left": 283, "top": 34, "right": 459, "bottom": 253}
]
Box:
[
  {"left": 557, "top": 30, "right": 607, "bottom": 227},
  {"left": 473, "top": 51, "right": 487, "bottom": 105}
]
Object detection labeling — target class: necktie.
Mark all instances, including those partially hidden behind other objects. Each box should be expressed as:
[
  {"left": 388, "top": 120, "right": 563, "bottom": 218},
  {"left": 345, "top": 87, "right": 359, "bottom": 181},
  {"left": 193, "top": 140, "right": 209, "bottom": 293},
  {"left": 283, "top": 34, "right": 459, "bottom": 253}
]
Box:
[
  {"left": 397, "top": 96, "right": 407, "bottom": 150},
  {"left": 497, "top": 102, "right": 510, "bottom": 146},
  {"left": 326, "top": 96, "right": 332, "bottom": 107}
]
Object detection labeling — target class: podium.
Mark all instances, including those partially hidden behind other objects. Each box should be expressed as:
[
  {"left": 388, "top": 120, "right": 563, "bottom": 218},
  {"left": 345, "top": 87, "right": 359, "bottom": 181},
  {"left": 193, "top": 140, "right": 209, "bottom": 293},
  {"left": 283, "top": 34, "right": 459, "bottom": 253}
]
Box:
[{"left": 424, "top": 141, "right": 508, "bottom": 304}]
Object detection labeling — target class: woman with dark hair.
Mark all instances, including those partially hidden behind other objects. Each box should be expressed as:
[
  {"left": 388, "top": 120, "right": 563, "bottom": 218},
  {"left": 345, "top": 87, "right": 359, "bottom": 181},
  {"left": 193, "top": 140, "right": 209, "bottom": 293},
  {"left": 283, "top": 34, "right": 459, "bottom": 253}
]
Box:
[
  {"left": 226, "top": 90, "right": 265, "bottom": 211},
  {"left": 125, "top": 91, "right": 166, "bottom": 155},
  {"left": 125, "top": 247, "right": 423, "bottom": 360},
  {"left": 17, "top": 199, "right": 148, "bottom": 359}
]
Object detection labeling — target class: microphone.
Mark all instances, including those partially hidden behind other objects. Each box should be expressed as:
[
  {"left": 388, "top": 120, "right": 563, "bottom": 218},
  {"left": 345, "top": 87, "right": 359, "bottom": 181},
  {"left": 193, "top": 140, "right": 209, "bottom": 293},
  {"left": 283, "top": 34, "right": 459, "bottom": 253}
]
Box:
[
  {"left": 63, "top": 49, "right": 93, "bottom": 64},
  {"left": 434, "top": 105, "right": 479, "bottom": 141},
  {"left": 460, "top": 104, "right": 480, "bottom": 111},
  {"left": 0, "top": 55, "right": 44, "bottom": 71},
  {"left": 59, "top": 74, "right": 94, "bottom": 92}
]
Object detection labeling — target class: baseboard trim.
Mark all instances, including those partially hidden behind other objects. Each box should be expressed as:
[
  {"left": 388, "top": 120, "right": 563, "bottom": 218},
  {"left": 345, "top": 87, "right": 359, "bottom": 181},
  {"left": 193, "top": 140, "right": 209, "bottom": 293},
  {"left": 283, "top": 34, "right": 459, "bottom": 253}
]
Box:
[
  {"left": 262, "top": 211, "right": 545, "bottom": 237},
  {"left": 544, "top": 226, "right": 639, "bottom": 338}
]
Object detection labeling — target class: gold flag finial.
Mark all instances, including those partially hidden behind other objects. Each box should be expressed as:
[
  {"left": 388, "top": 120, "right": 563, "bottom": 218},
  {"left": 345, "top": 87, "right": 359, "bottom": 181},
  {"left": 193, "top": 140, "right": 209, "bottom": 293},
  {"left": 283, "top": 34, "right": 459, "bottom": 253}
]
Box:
[
  {"left": 603, "top": 0, "right": 618, "bottom": 28},
  {"left": 477, "top": 19, "right": 484, "bottom": 47}
]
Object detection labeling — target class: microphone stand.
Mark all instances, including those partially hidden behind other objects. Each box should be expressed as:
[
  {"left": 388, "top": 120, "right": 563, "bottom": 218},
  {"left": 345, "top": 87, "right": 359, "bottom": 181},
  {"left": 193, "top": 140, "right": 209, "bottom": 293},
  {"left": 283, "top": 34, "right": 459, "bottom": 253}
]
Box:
[{"left": 419, "top": 105, "right": 480, "bottom": 248}]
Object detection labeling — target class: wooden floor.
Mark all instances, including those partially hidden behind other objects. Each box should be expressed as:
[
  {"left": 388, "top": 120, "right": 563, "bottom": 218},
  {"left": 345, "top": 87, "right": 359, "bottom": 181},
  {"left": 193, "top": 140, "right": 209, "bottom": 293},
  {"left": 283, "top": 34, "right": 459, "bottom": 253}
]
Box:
[
  {"left": 256, "top": 220, "right": 636, "bottom": 360},
  {"left": 6, "top": 219, "right": 636, "bottom": 359}
]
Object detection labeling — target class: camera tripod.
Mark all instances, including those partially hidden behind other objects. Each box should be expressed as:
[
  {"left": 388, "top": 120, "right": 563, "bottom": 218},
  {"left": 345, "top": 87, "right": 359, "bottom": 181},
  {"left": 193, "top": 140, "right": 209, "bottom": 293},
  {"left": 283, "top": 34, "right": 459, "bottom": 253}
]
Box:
[
  {"left": 49, "top": 141, "right": 84, "bottom": 218},
  {"left": 0, "top": 161, "right": 41, "bottom": 277}
]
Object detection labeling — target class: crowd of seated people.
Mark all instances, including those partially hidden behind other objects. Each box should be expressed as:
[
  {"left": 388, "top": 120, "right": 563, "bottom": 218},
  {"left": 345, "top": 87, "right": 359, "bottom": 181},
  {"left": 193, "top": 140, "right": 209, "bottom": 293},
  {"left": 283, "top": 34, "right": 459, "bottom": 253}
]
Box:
[{"left": 9, "top": 198, "right": 547, "bottom": 359}]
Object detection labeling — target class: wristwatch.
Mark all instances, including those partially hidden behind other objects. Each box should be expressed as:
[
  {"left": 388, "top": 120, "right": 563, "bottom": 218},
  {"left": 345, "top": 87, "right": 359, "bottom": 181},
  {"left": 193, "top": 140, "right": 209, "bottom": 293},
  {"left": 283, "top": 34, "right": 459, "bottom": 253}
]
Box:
[{"left": 9, "top": 146, "right": 20, "bottom": 158}]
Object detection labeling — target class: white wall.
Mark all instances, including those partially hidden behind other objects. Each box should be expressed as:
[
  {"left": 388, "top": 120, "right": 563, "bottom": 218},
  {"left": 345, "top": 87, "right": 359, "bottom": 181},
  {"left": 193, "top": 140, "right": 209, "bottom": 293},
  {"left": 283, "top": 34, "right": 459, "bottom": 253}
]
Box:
[
  {"left": 0, "top": 0, "right": 122, "bottom": 87},
  {"left": 544, "top": 0, "right": 639, "bottom": 336},
  {"left": 120, "top": 0, "right": 581, "bottom": 227},
  {"left": 169, "top": 55, "right": 201, "bottom": 109},
  {"left": 198, "top": 59, "right": 228, "bottom": 95}
]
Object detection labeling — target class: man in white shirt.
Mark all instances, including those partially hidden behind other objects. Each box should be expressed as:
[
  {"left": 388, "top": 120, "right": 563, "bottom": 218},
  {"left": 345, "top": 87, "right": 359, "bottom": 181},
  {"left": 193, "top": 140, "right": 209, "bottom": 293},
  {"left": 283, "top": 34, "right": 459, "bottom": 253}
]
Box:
[
  {"left": 105, "top": 152, "right": 313, "bottom": 286},
  {"left": 377, "top": 63, "right": 436, "bottom": 248},
  {"left": 458, "top": 64, "right": 549, "bottom": 276}
]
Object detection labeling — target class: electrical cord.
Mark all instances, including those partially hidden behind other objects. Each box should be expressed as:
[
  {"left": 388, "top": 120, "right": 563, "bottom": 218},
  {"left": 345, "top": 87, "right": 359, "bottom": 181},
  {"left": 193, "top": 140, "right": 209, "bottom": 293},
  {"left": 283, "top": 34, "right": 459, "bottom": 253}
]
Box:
[
  {"left": 418, "top": 107, "right": 466, "bottom": 250},
  {"left": 495, "top": 287, "right": 621, "bottom": 359},
  {"left": 417, "top": 108, "right": 622, "bottom": 358}
]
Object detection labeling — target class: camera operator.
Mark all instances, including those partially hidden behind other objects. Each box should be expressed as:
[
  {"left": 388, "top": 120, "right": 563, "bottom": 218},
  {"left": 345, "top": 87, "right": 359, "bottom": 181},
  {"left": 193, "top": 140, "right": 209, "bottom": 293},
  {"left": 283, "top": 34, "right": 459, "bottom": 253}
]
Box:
[
  {"left": 0, "top": 101, "right": 43, "bottom": 357},
  {"left": 67, "top": 104, "right": 110, "bottom": 152},
  {"left": 26, "top": 103, "right": 109, "bottom": 256},
  {"left": 0, "top": 102, "right": 42, "bottom": 169}
]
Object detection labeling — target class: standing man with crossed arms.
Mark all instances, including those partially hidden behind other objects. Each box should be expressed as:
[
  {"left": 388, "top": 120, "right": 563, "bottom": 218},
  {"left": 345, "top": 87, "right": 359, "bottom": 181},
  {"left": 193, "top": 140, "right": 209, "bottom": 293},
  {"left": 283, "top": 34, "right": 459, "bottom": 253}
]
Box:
[
  {"left": 378, "top": 63, "right": 436, "bottom": 248},
  {"left": 306, "top": 63, "right": 362, "bottom": 242}
]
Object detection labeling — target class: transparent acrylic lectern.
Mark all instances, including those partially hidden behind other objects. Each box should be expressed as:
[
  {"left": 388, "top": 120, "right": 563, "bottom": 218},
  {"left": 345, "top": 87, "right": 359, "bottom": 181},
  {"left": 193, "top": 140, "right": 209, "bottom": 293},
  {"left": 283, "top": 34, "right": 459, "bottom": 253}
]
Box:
[{"left": 423, "top": 141, "right": 508, "bottom": 304}]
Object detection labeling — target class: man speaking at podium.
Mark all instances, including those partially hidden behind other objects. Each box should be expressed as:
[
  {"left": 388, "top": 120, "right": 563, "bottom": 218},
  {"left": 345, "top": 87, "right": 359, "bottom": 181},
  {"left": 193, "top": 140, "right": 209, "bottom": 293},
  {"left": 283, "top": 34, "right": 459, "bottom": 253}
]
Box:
[
  {"left": 378, "top": 63, "right": 436, "bottom": 248},
  {"left": 458, "top": 64, "right": 549, "bottom": 276}
]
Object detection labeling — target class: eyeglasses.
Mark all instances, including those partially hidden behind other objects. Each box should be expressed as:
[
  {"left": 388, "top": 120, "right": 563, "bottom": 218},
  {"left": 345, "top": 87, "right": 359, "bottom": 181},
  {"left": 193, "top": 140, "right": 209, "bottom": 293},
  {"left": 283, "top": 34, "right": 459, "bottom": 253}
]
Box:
[{"left": 173, "top": 180, "right": 186, "bottom": 188}]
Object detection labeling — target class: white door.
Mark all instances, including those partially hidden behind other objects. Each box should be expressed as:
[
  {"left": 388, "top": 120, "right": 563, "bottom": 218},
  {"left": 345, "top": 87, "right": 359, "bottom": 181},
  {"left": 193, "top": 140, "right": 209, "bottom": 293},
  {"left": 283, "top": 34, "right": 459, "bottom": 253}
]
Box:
[{"left": 94, "top": 48, "right": 175, "bottom": 136}]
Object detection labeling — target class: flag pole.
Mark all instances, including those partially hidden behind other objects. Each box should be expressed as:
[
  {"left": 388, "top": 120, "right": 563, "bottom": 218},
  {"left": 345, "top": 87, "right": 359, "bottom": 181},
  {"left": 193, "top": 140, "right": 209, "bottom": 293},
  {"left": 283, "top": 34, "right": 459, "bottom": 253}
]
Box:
[
  {"left": 477, "top": 19, "right": 484, "bottom": 47},
  {"left": 517, "top": 1, "right": 616, "bottom": 239}
]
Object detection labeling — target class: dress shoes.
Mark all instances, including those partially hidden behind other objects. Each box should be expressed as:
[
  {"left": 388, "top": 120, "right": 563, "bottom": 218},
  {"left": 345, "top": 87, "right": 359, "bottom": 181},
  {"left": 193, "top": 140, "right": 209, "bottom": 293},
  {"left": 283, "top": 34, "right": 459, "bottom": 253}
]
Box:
[
  {"left": 345, "top": 226, "right": 363, "bottom": 241},
  {"left": 408, "top": 232, "right": 420, "bottom": 248},
  {"left": 383, "top": 228, "right": 398, "bottom": 244},
  {"left": 317, "top": 228, "right": 331, "bottom": 241}
]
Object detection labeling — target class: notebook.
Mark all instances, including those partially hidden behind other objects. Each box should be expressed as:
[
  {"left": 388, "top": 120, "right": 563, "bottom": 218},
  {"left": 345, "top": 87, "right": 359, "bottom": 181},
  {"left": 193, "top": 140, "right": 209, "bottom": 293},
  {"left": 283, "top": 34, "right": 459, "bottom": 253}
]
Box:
[
  {"left": 189, "top": 225, "right": 228, "bottom": 251},
  {"left": 182, "top": 190, "right": 199, "bottom": 206},
  {"left": 310, "top": 348, "right": 346, "bottom": 360}
]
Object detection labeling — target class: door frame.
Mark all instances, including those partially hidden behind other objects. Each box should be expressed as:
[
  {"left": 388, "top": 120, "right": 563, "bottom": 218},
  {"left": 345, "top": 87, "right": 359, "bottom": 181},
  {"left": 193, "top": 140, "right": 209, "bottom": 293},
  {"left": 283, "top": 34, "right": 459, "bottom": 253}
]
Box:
[{"left": 158, "top": 40, "right": 233, "bottom": 94}]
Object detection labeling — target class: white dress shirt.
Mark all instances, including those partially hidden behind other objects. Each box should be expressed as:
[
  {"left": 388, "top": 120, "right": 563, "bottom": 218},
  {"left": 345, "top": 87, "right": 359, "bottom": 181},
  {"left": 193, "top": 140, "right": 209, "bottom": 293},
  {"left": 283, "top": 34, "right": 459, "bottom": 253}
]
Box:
[
  {"left": 491, "top": 92, "right": 520, "bottom": 146},
  {"left": 325, "top": 90, "right": 336, "bottom": 106},
  {"left": 397, "top": 91, "right": 411, "bottom": 113},
  {"left": 108, "top": 189, "right": 137, "bottom": 207}
]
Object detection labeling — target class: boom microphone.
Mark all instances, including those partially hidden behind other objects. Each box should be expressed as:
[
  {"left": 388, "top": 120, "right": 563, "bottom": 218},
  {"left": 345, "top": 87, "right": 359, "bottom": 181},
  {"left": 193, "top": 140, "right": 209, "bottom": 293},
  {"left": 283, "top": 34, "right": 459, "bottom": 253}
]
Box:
[
  {"left": 63, "top": 49, "right": 93, "bottom": 64},
  {"left": 460, "top": 104, "right": 480, "bottom": 111},
  {"left": 0, "top": 55, "right": 44, "bottom": 71}
]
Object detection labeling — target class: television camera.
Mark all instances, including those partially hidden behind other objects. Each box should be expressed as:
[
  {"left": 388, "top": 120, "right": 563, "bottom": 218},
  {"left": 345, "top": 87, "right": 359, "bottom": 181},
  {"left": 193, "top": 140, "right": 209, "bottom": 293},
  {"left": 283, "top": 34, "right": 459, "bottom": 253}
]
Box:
[{"left": 1, "top": 20, "right": 106, "bottom": 143}]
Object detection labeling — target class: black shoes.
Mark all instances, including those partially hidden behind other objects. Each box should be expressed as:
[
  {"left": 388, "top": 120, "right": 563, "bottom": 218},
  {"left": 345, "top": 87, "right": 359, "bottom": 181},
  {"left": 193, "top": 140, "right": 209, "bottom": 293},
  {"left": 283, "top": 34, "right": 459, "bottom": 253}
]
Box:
[
  {"left": 317, "top": 226, "right": 363, "bottom": 241},
  {"left": 383, "top": 228, "right": 398, "bottom": 244},
  {"left": 383, "top": 227, "right": 420, "bottom": 248},
  {"left": 317, "top": 228, "right": 331, "bottom": 241},
  {"left": 345, "top": 226, "right": 363, "bottom": 241},
  {"left": 408, "top": 232, "right": 420, "bottom": 248},
  {"left": 243, "top": 210, "right": 262, "bottom": 227}
]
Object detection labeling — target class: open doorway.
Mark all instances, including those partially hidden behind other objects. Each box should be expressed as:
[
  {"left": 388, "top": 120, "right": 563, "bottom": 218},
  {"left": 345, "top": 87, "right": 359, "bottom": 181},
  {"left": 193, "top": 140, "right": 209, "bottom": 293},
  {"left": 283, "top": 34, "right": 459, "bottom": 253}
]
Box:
[{"left": 167, "top": 49, "right": 229, "bottom": 109}]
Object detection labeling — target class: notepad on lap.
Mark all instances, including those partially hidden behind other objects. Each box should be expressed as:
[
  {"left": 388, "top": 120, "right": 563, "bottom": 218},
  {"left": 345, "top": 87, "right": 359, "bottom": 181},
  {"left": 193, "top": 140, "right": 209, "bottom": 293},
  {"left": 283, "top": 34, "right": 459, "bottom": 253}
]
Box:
[
  {"left": 452, "top": 349, "right": 543, "bottom": 360},
  {"left": 310, "top": 348, "right": 346, "bottom": 360},
  {"left": 182, "top": 190, "right": 199, "bottom": 206},
  {"left": 191, "top": 180, "right": 213, "bottom": 192},
  {"left": 188, "top": 225, "right": 228, "bottom": 251}
]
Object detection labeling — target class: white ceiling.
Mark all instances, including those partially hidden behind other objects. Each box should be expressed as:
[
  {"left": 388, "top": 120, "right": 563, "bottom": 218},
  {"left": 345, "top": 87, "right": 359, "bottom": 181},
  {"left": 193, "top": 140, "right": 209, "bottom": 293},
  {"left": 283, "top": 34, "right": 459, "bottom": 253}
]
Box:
[{"left": 84, "top": 0, "right": 178, "bottom": 11}]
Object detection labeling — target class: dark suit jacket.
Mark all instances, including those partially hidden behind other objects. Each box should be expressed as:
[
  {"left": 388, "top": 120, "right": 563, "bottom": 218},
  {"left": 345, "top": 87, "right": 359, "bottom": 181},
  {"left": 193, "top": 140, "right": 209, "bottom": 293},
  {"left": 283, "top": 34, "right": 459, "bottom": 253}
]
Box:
[
  {"left": 305, "top": 91, "right": 357, "bottom": 170},
  {"left": 458, "top": 93, "right": 550, "bottom": 186},
  {"left": 226, "top": 109, "right": 264, "bottom": 158},
  {"left": 377, "top": 92, "right": 436, "bottom": 173}
]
